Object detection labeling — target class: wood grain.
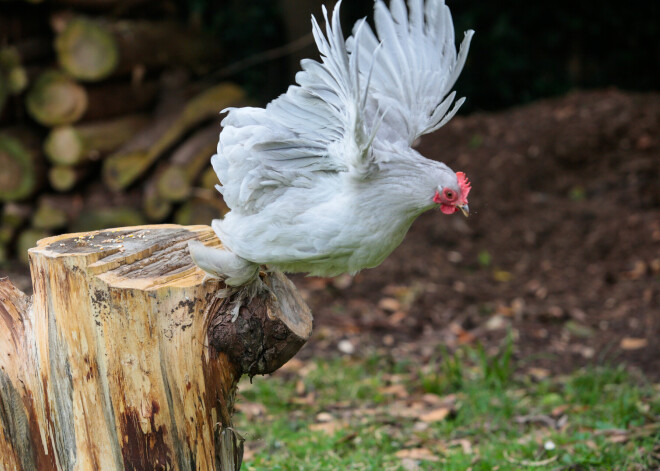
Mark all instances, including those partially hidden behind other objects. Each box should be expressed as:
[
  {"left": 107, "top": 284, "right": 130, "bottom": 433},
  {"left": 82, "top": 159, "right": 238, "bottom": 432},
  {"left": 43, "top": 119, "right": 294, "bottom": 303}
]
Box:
[{"left": 0, "top": 224, "right": 312, "bottom": 470}]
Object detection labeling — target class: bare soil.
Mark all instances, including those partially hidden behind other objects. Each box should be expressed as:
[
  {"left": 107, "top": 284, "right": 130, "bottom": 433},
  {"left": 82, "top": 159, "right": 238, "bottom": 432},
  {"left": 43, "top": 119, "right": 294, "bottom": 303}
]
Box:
[{"left": 293, "top": 89, "right": 660, "bottom": 379}]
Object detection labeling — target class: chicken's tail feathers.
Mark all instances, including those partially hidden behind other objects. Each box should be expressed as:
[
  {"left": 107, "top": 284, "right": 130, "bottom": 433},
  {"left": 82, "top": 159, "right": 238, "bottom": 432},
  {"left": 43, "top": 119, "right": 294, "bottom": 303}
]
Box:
[{"left": 188, "top": 240, "right": 259, "bottom": 287}]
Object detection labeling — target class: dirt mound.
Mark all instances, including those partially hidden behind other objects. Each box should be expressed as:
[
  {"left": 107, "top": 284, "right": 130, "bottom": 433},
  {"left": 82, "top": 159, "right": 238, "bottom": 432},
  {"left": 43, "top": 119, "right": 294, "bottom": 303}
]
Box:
[{"left": 297, "top": 89, "right": 660, "bottom": 377}]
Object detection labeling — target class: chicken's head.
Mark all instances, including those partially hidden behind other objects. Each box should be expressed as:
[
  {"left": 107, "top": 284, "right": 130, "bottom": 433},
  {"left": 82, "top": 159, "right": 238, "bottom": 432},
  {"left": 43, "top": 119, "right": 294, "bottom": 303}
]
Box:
[{"left": 433, "top": 171, "right": 471, "bottom": 216}]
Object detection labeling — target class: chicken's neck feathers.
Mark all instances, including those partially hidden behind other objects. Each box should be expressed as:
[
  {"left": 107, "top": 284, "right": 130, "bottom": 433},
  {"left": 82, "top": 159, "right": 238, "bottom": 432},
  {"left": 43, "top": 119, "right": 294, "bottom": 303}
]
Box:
[{"left": 357, "top": 144, "right": 455, "bottom": 214}]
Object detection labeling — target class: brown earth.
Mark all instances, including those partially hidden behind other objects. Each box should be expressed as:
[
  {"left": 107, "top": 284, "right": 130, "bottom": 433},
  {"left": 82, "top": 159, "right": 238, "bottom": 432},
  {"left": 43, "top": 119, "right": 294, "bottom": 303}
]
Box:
[
  {"left": 292, "top": 89, "right": 660, "bottom": 379},
  {"left": 2, "top": 89, "right": 659, "bottom": 378}
]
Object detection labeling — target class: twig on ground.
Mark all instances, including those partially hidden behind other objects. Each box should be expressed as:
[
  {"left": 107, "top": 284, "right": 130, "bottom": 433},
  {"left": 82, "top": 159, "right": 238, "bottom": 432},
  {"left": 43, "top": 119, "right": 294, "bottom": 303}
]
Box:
[
  {"left": 514, "top": 414, "right": 560, "bottom": 429},
  {"left": 503, "top": 451, "right": 558, "bottom": 467}
]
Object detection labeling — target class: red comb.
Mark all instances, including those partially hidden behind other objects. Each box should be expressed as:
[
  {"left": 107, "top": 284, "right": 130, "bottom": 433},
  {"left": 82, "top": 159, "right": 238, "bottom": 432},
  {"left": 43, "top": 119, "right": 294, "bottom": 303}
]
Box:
[{"left": 456, "top": 171, "right": 471, "bottom": 202}]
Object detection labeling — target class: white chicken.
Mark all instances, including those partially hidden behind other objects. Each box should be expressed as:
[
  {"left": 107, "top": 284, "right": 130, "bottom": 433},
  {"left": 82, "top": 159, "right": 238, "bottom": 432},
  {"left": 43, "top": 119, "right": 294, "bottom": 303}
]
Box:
[{"left": 190, "top": 0, "right": 473, "bottom": 311}]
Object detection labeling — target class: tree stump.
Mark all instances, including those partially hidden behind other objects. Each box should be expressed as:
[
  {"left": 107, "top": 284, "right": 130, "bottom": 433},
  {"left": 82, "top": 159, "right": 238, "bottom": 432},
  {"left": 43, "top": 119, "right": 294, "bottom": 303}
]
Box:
[{"left": 0, "top": 224, "right": 313, "bottom": 470}]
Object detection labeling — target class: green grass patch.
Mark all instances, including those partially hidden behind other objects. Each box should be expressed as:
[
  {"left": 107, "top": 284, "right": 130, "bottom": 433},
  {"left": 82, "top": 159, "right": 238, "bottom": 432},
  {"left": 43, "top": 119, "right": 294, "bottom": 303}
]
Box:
[{"left": 235, "top": 342, "right": 660, "bottom": 470}]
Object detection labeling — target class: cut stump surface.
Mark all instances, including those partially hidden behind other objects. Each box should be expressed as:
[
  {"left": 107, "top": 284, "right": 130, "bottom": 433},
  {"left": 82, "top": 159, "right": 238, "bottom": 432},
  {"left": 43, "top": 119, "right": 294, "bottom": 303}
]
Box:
[{"left": 0, "top": 224, "right": 312, "bottom": 470}]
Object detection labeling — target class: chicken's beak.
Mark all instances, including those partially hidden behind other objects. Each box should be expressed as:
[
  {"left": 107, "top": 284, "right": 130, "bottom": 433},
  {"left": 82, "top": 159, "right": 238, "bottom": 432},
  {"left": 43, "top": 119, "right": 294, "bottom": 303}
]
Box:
[{"left": 458, "top": 204, "right": 469, "bottom": 217}]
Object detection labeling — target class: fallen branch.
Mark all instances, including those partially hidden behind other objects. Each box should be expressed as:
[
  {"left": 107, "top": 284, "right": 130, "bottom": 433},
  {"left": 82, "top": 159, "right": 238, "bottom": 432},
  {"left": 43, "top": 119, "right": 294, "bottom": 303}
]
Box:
[{"left": 503, "top": 451, "right": 558, "bottom": 467}]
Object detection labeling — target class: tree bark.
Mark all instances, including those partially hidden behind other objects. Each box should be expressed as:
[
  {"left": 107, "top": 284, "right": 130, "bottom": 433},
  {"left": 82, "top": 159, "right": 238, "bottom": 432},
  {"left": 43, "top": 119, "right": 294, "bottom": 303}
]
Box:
[{"left": 0, "top": 224, "right": 313, "bottom": 470}]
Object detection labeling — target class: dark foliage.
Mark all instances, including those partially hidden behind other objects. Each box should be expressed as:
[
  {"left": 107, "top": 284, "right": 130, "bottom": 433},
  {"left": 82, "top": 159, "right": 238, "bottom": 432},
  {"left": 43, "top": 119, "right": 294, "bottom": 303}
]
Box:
[
  {"left": 450, "top": 0, "right": 659, "bottom": 111},
  {"left": 186, "top": 0, "right": 288, "bottom": 100},
  {"left": 193, "top": 0, "right": 659, "bottom": 110}
]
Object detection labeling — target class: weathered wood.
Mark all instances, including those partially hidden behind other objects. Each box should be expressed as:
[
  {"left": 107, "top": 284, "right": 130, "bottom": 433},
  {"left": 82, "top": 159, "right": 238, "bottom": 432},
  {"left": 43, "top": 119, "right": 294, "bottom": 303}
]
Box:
[
  {"left": 0, "top": 224, "right": 313, "bottom": 469},
  {"left": 0, "top": 277, "right": 49, "bottom": 470}
]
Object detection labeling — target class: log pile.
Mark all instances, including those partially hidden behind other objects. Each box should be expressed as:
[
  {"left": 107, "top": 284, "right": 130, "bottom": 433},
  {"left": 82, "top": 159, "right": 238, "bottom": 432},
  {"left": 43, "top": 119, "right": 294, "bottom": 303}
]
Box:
[{"left": 0, "top": 0, "right": 239, "bottom": 265}]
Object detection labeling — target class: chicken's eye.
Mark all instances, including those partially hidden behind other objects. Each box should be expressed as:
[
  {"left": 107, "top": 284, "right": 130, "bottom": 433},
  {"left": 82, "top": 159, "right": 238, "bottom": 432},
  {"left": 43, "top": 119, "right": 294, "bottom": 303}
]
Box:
[{"left": 443, "top": 189, "right": 457, "bottom": 201}]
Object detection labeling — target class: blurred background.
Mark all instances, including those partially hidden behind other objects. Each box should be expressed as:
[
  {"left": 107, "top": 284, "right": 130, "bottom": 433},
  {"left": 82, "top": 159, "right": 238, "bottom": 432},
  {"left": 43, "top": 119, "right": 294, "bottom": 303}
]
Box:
[
  {"left": 1, "top": 0, "right": 659, "bottom": 374},
  {"left": 1, "top": 0, "right": 659, "bottom": 467},
  {"left": 1, "top": 0, "right": 659, "bottom": 375},
  {"left": 0, "top": 0, "right": 657, "bottom": 265}
]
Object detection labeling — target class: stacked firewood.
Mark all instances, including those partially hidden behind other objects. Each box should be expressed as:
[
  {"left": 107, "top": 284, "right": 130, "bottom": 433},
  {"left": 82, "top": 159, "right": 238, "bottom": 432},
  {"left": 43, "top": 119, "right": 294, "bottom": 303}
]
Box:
[{"left": 0, "top": 0, "right": 240, "bottom": 264}]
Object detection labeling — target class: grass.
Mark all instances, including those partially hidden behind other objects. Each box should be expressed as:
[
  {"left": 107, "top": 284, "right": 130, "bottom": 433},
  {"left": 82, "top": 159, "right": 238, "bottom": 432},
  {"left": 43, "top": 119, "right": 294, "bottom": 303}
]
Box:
[{"left": 234, "top": 339, "right": 660, "bottom": 470}]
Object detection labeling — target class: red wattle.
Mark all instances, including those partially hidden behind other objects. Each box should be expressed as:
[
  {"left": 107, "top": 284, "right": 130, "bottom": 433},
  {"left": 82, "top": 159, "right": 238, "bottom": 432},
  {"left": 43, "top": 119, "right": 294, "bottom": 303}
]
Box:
[{"left": 440, "top": 204, "right": 457, "bottom": 215}]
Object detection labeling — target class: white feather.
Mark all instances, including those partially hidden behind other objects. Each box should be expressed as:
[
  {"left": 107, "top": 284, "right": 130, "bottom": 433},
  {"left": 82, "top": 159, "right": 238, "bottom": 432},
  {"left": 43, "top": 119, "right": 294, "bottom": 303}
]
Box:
[{"left": 194, "top": 0, "right": 474, "bottom": 283}]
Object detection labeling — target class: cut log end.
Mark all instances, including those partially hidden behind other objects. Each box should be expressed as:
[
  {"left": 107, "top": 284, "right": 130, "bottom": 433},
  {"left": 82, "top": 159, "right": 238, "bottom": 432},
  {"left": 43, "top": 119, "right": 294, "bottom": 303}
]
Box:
[
  {"left": 44, "top": 126, "right": 83, "bottom": 165},
  {"left": 26, "top": 70, "right": 88, "bottom": 126},
  {"left": 48, "top": 165, "right": 82, "bottom": 192},
  {"left": 55, "top": 17, "right": 119, "bottom": 81},
  {"left": 156, "top": 165, "right": 191, "bottom": 202}
]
